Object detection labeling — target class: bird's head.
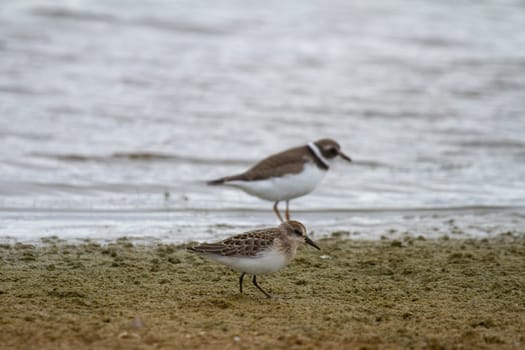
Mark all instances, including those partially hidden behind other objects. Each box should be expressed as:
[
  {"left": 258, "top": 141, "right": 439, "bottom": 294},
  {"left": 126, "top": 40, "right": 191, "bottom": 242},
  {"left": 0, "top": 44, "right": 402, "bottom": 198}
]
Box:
[
  {"left": 280, "top": 220, "right": 320, "bottom": 250},
  {"left": 314, "top": 138, "right": 352, "bottom": 162}
]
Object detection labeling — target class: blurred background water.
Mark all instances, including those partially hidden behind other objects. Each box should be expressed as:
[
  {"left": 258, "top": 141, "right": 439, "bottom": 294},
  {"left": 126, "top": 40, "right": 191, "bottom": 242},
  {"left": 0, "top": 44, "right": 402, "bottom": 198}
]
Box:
[{"left": 1, "top": 0, "right": 525, "bottom": 243}]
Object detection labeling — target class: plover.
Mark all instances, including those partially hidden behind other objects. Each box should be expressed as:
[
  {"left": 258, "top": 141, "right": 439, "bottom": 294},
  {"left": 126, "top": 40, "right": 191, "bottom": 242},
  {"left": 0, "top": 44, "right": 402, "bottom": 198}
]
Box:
[
  {"left": 187, "top": 220, "right": 320, "bottom": 298},
  {"left": 208, "top": 138, "right": 352, "bottom": 221}
]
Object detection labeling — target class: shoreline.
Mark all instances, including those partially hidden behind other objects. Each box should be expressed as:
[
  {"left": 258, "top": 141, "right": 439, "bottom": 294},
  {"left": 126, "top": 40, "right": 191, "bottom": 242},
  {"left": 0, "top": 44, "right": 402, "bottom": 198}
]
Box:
[
  {"left": 1, "top": 232, "right": 524, "bottom": 349},
  {"left": 2, "top": 206, "right": 525, "bottom": 245}
]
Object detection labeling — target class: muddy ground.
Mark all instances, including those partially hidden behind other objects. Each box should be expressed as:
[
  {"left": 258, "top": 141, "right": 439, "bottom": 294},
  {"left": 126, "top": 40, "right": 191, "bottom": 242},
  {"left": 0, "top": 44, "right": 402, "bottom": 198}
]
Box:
[{"left": 1, "top": 232, "right": 524, "bottom": 349}]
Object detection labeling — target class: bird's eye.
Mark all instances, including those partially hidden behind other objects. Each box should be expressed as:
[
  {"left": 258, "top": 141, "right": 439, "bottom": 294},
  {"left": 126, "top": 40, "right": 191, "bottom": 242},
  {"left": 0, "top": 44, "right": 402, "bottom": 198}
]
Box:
[
  {"left": 328, "top": 147, "right": 338, "bottom": 155},
  {"left": 294, "top": 229, "right": 302, "bottom": 235}
]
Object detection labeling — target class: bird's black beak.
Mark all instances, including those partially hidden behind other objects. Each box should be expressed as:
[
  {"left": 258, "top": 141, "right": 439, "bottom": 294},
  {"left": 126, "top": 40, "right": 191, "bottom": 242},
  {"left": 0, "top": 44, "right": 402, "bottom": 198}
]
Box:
[
  {"left": 338, "top": 151, "right": 352, "bottom": 162},
  {"left": 305, "top": 236, "right": 321, "bottom": 250}
]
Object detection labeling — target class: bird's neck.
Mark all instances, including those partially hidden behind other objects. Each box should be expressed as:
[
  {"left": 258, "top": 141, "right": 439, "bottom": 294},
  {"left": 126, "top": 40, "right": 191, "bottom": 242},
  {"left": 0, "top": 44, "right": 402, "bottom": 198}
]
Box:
[
  {"left": 306, "top": 142, "right": 330, "bottom": 170},
  {"left": 275, "top": 235, "right": 301, "bottom": 262}
]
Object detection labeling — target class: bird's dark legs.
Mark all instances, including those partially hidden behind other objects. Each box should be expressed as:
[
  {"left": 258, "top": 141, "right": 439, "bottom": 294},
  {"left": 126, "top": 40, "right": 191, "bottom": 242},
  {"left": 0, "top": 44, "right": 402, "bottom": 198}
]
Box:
[
  {"left": 273, "top": 201, "right": 284, "bottom": 222},
  {"left": 252, "top": 275, "right": 272, "bottom": 298},
  {"left": 285, "top": 200, "right": 290, "bottom": 221},
  {"left": 239, "top": 272, "right": 246, "bottom": 293},
  {"left": 239, "top": 273, "right": 272, "bottom": 298}
]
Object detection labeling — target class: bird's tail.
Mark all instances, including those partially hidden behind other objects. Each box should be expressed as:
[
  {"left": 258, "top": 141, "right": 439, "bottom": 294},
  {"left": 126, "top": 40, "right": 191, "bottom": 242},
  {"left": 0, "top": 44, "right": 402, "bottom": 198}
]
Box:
[
  {"left": 207, "top": 177, "right": 226, "bottom": 185},
  {"left": 207, "top": 174, "right": 244, "bottom": 185}
]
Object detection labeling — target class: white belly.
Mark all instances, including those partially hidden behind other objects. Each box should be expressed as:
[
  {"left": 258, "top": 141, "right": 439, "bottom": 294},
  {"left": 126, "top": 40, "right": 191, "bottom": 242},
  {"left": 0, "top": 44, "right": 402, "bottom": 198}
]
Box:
[
  {"left": 225, "top": 163, "right": 326, "bottom": 201},
  {"left": 203, "top": 249, "right": 288, "bottom": 275}
]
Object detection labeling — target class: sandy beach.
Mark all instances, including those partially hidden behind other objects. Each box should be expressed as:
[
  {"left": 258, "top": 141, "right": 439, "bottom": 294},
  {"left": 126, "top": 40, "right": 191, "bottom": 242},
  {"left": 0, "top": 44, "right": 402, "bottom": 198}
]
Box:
[{"left": 1, "top": 231, "right": 524, "bottom": 350}]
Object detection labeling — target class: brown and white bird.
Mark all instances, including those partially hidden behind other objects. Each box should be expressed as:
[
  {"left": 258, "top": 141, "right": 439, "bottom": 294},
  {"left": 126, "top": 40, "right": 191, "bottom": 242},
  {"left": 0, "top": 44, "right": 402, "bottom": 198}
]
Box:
[
  {"left": 208, "top": 138, "right": 352, "bottom": 221},
  {"left": 187, "top": 220, "right": 320, "bottom": 298}
]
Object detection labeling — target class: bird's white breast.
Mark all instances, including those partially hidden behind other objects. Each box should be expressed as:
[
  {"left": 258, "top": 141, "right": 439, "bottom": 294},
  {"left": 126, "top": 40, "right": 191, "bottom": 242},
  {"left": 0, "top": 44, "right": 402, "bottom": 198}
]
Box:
[
  {"left": 202, "top": 249, "right": 289, "bottom": 275},
  {"left": 225, "top": 162, "right": 326, "bottom": 201}
]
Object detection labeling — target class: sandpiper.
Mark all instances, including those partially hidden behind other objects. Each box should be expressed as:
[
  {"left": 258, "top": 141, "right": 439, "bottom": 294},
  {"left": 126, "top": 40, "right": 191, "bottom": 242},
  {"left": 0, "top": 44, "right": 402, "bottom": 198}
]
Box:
[
  {"left": 187, "top": 220, "right": 320, "bottom": 298},
  {"left": 208, "top": 138, "right": 351, "bottom": 221}
]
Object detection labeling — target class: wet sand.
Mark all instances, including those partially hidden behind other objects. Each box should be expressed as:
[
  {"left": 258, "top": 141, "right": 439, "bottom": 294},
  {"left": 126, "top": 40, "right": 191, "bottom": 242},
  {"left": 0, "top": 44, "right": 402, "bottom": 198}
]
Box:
[{"left": 1, "top": 232, "right": 524, "bottom": 350}]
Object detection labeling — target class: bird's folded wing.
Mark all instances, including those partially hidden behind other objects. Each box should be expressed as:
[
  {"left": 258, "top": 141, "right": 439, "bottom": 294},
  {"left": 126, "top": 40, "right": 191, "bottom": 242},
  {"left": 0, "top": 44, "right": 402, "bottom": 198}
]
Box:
[
  {"left": 221, "top": 231, "right": 278, "bottom": 256},
  {"left": 231, "top": 148, "right": 309, "bottom": 181}
]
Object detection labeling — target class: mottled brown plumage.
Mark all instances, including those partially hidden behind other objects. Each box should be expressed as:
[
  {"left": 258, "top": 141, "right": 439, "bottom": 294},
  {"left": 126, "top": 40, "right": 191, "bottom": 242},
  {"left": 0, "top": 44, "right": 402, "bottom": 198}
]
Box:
[
  {"left": 187, "top": 221, "right": 320, "bottom": 298},
  {"left": 187, "top": 229, "right": 278, "bottom": 257}
]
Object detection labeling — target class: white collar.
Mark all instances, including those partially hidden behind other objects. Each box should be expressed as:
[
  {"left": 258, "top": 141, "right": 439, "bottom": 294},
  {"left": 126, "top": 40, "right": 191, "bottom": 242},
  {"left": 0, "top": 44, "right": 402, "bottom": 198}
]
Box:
[{"left": 307, "top": 141, "right": 330, "bottom": 169}]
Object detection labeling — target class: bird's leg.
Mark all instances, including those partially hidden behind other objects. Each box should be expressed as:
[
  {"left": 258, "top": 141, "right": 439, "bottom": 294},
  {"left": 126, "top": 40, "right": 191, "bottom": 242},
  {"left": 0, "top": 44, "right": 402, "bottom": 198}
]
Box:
[
  {"left": 285, "top": 200, "right": 290, "bottom": 221},
  {"left": 239, "top": 272, "right": 246, "bottom": 293},
  {"left": 252, "top": 275, "right": 272, "bottom": 298},
  {"left": 273, "top": 201, "right": 284, "bottom": 222}
]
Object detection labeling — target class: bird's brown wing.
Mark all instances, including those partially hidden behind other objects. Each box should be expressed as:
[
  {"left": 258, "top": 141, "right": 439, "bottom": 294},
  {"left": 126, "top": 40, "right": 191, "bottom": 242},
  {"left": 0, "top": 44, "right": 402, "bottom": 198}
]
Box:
[
  {"left": 224, "top": 146, "right": 310, "bottom": 182},
  {"left": 188, "top": 229, "right": 278, "bottom": 257}
]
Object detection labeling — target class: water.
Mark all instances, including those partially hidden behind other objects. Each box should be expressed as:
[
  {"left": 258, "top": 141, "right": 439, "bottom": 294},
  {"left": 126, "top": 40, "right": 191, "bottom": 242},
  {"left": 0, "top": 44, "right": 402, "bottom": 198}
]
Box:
[{"left": 1, "top": 0, "right": 525, "bottom": 243}]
